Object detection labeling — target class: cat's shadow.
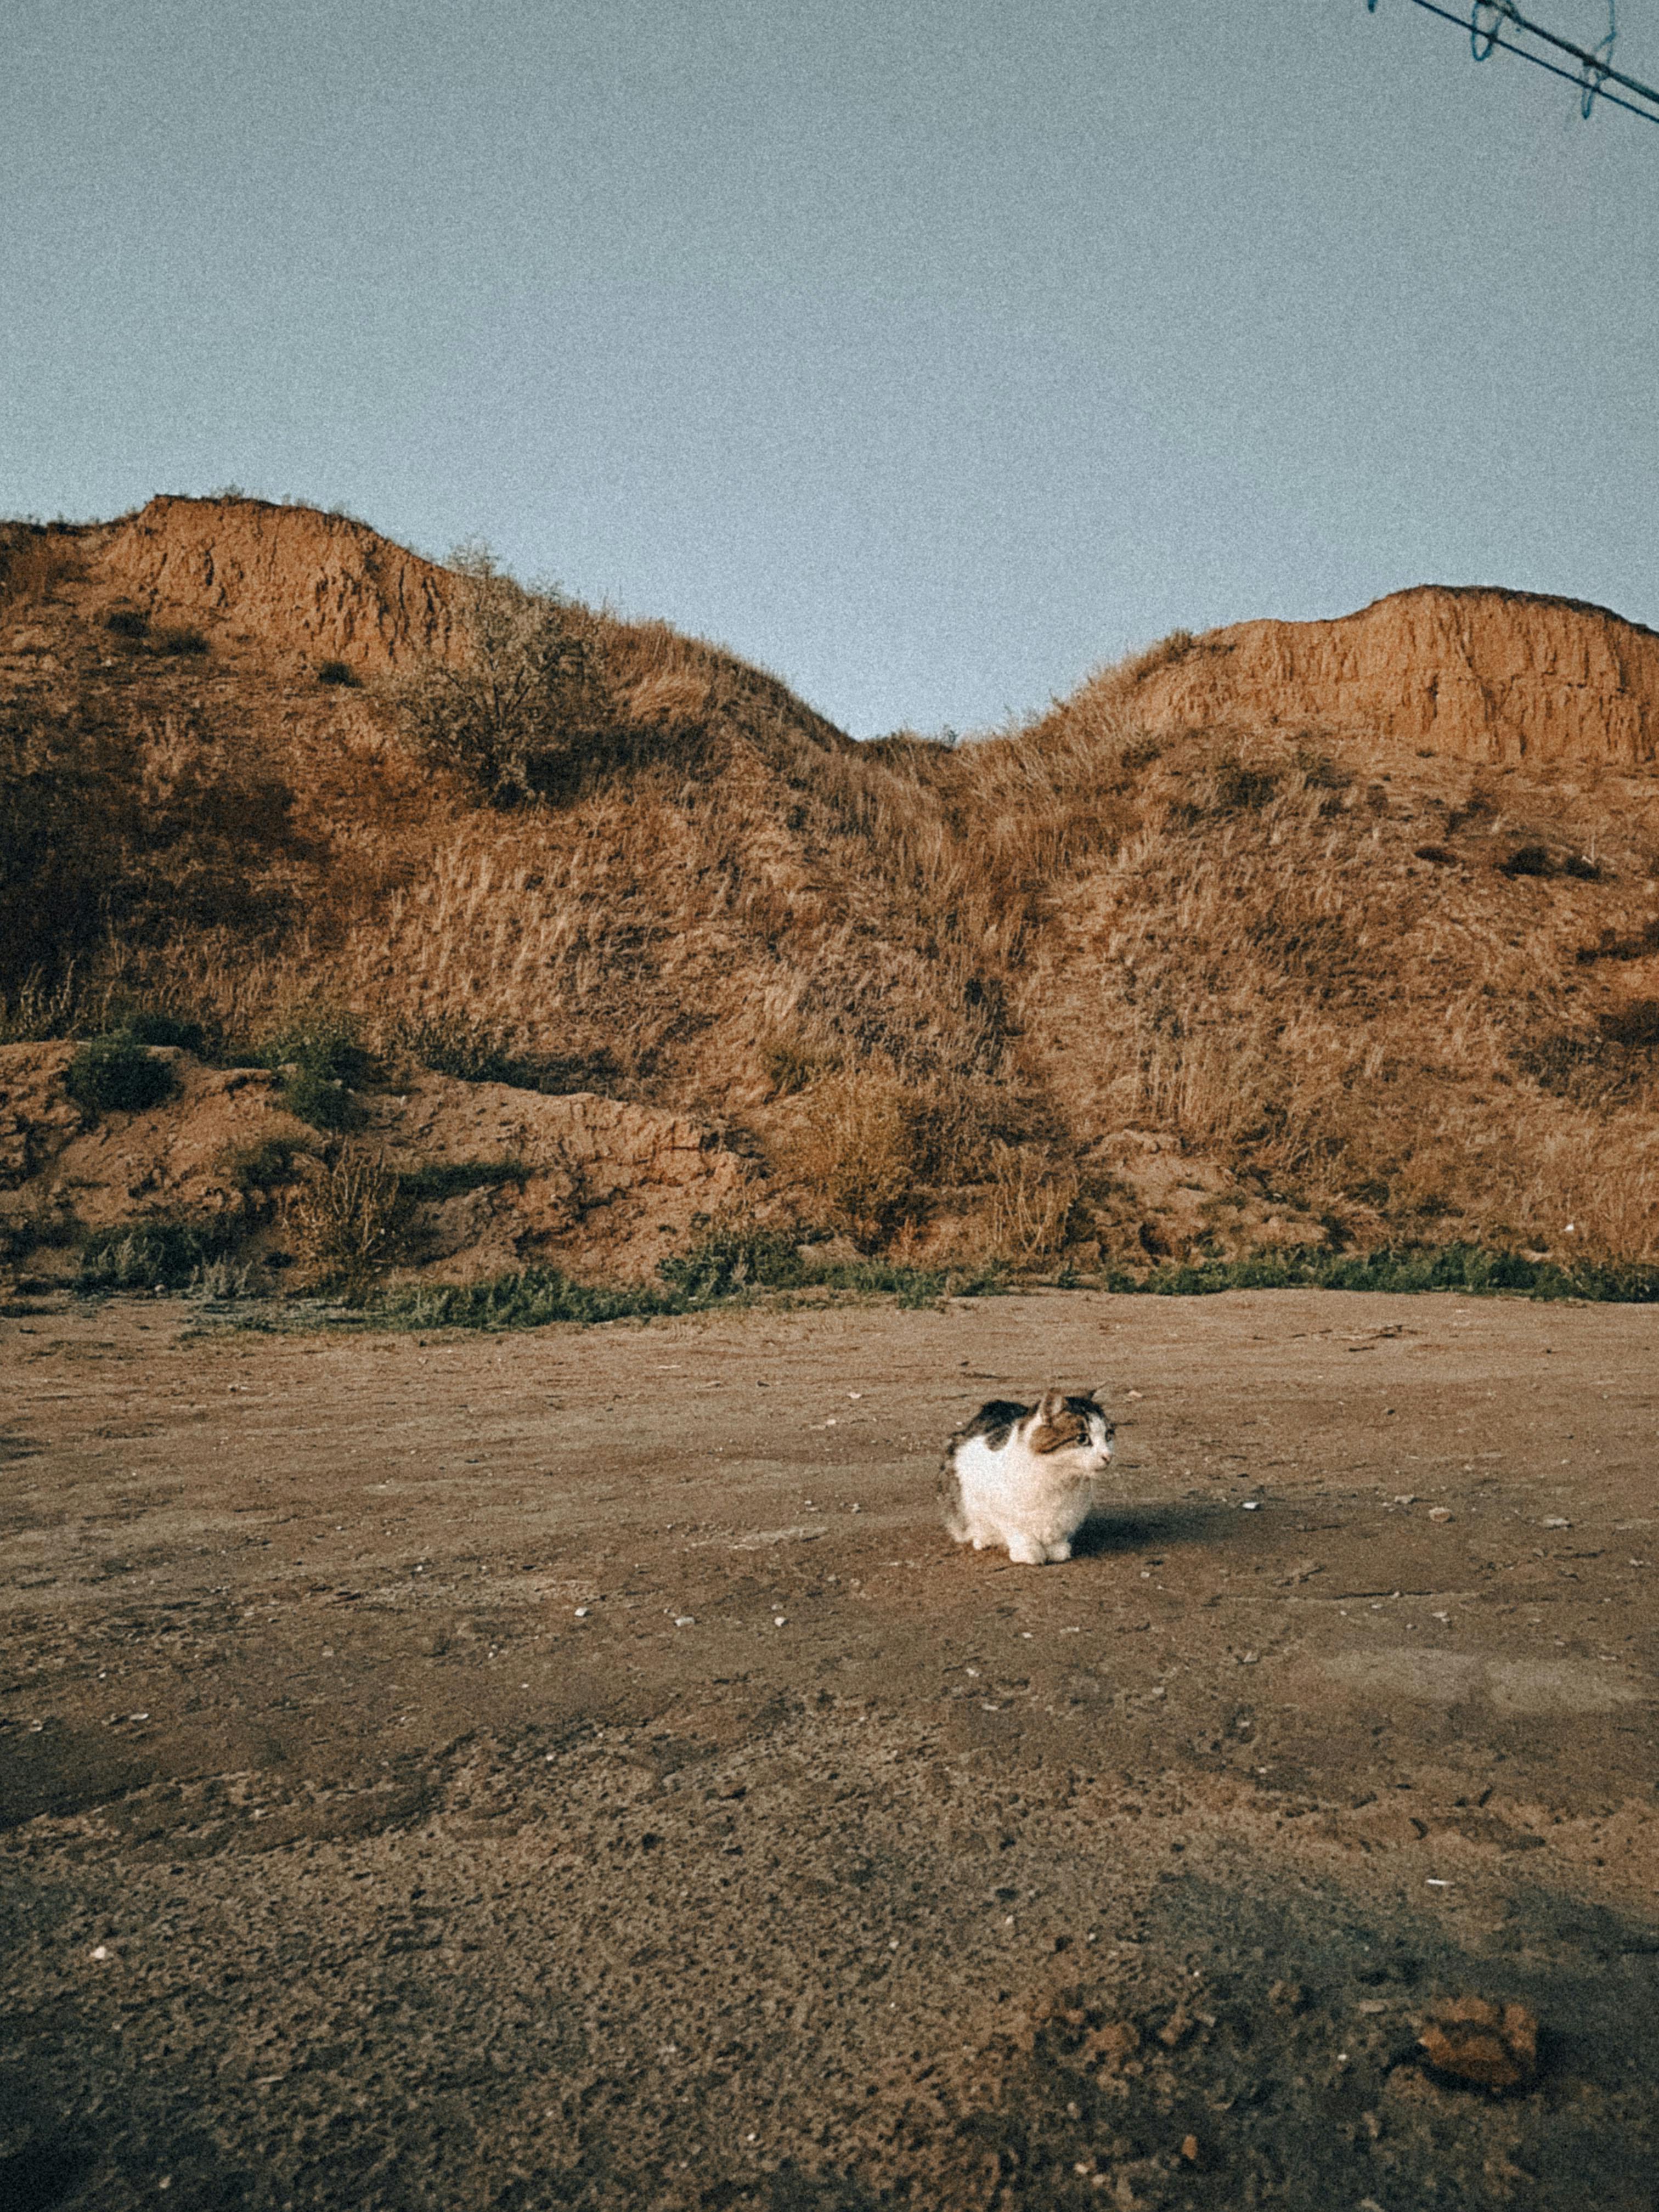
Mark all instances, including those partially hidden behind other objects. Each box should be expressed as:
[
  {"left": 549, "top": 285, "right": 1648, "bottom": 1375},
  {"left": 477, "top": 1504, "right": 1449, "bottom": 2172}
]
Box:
[{"left": 1070, "top": 1502, "right": 1238, "bottom": 1558}]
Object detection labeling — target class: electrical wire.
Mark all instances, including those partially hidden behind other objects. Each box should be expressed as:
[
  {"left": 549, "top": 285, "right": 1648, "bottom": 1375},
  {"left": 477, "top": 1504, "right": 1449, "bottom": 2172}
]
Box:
[{"left": 1367, "top": 0, "right": 1659, "bottom": 127}]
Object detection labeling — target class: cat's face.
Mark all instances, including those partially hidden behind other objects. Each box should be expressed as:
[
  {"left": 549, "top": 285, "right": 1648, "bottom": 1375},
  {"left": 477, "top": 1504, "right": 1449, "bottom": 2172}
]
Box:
[{"left": 1029, "top": 1392, "right": 1115, "bottom": 1471}]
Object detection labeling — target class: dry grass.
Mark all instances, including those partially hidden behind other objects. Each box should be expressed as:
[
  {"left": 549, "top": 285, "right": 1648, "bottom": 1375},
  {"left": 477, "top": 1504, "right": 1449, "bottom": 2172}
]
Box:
[
  {"left": 0, "top": 527, "right": 82, "bottom": 609},
  {"left": 984, "top": 1142, "right": 1081, "bottom": 1263}
]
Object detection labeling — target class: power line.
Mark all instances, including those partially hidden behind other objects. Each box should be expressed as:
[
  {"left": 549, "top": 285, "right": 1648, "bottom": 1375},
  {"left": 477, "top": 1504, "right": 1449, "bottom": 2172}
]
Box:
[{"left": 1365, "top": 0, "right": 1659, "bottom": 128}]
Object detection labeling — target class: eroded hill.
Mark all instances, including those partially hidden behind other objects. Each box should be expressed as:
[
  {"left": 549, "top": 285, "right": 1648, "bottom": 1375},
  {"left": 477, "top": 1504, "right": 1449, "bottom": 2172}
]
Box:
[{"left": 3, "top": 498, "right": 1658, "bottom": 1293}]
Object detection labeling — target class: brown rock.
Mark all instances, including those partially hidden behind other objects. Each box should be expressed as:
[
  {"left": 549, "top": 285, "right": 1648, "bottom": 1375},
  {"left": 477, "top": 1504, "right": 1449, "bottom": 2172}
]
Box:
[{"left": 1418, "top": 1996, "right": 1539, "bottom": 2092}]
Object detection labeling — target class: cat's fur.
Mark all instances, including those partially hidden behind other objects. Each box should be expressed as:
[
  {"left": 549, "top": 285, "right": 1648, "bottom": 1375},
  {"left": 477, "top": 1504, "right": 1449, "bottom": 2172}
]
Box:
[{"left": 939, "top": 1390, "right": 1115, "bottom": 1564}]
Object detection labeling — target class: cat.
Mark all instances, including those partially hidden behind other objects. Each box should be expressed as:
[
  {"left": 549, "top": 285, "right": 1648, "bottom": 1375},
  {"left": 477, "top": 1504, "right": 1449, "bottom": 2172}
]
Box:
[{"left": 939, "top": 1390, "right": 1115, "bottom": 1565}]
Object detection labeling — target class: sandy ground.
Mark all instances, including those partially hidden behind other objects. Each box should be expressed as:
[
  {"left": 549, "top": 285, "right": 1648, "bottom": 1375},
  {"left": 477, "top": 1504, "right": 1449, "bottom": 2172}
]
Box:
[{"left": 2, "top": 1286, "right": 1657, "bottom": 2211}]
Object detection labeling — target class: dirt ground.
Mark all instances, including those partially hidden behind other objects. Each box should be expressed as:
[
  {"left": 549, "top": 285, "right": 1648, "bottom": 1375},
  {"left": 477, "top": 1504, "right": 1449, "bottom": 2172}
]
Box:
[{"left": 2, "top": 1286, "right": 1657, "bottom": 2211}]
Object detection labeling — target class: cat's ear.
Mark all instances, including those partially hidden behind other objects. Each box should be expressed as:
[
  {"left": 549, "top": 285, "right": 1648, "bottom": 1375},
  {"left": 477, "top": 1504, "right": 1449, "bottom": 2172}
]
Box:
[
  {"left": 1037, "top": 1390, "right": 1068, "bottom": 1423},
  {"left": 1089, "top": 1385, "right": 1111, "bottom": 1405}
]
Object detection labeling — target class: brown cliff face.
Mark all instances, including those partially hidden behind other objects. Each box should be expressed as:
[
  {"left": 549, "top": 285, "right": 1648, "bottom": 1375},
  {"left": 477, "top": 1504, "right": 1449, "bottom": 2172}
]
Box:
[
  {"left": 1101, "top": 586, "right": 1659, "bottom": 766},
  {"left": 92, "top": 495, "right": 464, "bottom": 675}
]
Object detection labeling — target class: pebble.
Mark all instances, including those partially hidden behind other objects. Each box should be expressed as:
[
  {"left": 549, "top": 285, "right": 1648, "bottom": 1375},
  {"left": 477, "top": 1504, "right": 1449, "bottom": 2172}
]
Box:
[
  {"left": 773, "top": 1616, "right": 787, "bottom": 1628},
  {"left": 1241, "top": 1501, "right": 1259, "bottom": 1511},
  {"left": 674, "top": 1616, "right": 695, "bottom": 1628},
  {"left": 1542, "top": 1516, "right": 1571, "bottom": 1529},
  {"left": 1428, "top": 1507, "right": 1454, "bottom": 1522},
  {"left": 574, "top": 1607, "right": 589, "bottom": 1619}
]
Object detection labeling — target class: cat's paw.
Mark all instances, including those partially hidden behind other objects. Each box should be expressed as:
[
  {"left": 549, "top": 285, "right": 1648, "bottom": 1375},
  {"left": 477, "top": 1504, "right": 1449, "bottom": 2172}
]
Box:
[
  {"left": 1046, "top": 1541, "right": 1073, "bottom": 1563},
  {"left": 1007, "top": 1540, "right": 1046, "bottom": 1566}
]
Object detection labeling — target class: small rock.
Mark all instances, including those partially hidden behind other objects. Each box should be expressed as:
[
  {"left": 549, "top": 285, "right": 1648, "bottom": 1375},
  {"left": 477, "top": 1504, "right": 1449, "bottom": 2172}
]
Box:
[
  {"left": 1428, "top": 1506, "right": 1454, "bottom": 1522},
  {"left": 673, "top": 1616, "right": 695, "bottom": 1627},
  {"left": 1418, "top": 1996, "right": 1539, "bottom": 2092},
  {"left": 574, "top": 1607, "right": 589, "bottom": 1619},
  {"left": 1241, "top": 1500, "right": 1260, "bottom": 1511},
  {"left": 1542, "top": 1516, "right": 1571, "bottom": 1530},
  {"left": 1179, "top": 2135, "right": 1200, "bottom": 2164}
]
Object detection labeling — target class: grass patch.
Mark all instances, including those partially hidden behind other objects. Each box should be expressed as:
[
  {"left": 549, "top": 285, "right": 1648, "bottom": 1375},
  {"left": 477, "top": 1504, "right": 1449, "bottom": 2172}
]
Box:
[
  {"left": 78, "top": 1219, "right": 228, "bottom": 1291},
  {"left": 257, "top": 1010, "right": 374, "bottom": 1129},
  {"left": 279, "top": 1067, "right": 367, "bottom": 1131},
  {"left": 1107, "top": 1242, "right": 1659, "bottom": 1303},
  {"left": 347, "top": 1242, "right": 1005, "bottom": 1333},
  {"left": 317, "top": 659, "right": 359, "bottom": 686},
  {"left": 64, "top": 1032, "right": 177, "bottom": 1117},
  {"left": 657, "top": 1220, "right": 806, "bottom": 1296}
]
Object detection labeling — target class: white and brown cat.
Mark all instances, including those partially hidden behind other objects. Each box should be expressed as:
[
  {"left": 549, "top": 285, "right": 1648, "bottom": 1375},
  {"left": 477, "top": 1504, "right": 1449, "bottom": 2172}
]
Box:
[{"left": 939, "top": 1391, "right": 1115, "bottom": 1564}]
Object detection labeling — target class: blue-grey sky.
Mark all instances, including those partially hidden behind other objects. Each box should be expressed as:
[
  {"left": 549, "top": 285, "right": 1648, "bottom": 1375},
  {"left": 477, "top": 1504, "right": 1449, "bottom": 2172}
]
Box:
[{"left": 4, "top": 1, "right": 1656, "bottom": 735}]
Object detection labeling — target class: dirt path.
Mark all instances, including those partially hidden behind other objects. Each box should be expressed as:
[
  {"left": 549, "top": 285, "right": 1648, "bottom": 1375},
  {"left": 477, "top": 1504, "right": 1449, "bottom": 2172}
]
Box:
[{"left": 2, "top": 1288, "right": 1657, "bottom": 2210}]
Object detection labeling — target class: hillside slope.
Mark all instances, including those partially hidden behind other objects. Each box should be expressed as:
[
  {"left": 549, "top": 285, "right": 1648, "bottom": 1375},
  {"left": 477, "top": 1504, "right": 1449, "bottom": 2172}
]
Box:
[{"left": 3, "top": 500, "right": 1658, "bottom": 1286}]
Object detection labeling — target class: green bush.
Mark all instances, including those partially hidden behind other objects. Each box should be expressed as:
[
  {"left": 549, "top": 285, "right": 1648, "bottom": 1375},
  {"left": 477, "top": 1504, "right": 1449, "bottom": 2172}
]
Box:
[
  {"left": 258, "top": 1011, "right": 374, "bottom": 1128},
  {"left": 658, "top": 1221, "right": 806, "bottom": 1297},
  {"left": 1110, "top": 1242, "right": 1659, "bottom": 1304},
  {"left": 78, "top": 1219, "right": 224, "bottom": 1291},
  {"left": 370, "top": 1267, "right": 684, "bottom": 1330},
  {"left": 280, "top": 1065, "right": 367, "bottom": 1132},
  {"left": 258, "top": 1012, "right": 373, "bottom": 1087},
  {"left": 64, "top": 1032, "right": 177, "bottom": 1117}
]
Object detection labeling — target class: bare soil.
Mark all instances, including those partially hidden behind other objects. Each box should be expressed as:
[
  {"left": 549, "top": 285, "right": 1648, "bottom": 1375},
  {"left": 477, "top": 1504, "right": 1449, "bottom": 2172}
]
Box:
[{"left": 2, "top": 1287, "right": 1657, "bottom": 2211}]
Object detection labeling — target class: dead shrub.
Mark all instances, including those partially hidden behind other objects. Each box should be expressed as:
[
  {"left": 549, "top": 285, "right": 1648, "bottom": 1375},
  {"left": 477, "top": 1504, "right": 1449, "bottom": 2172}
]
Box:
[
  {"left": 386, "top": 541, "right": 609, "bottom": 806},
  {"left": 283, "top": 1148, "right": 404, "bottom": 1290}
]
